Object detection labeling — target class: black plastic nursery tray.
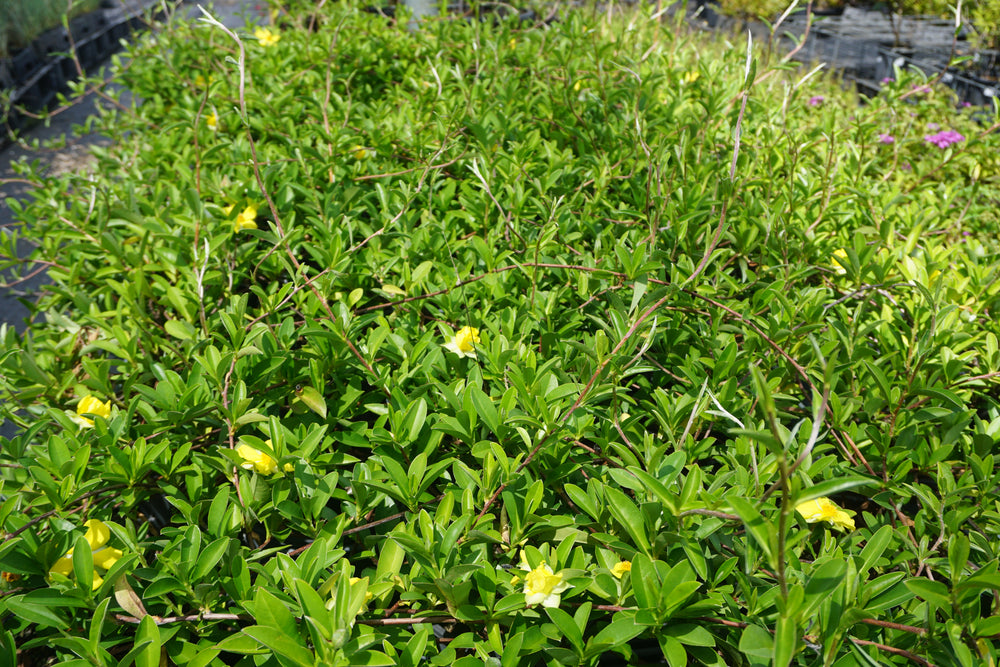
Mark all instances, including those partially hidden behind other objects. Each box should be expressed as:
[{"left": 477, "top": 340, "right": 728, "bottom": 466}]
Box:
[{"left": 0, "top": 0, "right": 167, "bottom": 147}]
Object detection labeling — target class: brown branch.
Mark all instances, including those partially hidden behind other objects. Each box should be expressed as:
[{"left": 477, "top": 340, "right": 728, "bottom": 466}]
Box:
[
  {"left": 860, "top": 618, "right": 926, "bottom": 636},
  {"left": 679, "top": 508, "right": 740, "bottom": 520},
  {"left": 115, "top": 612, "right": 250, "bottom": 625},
  {"left": 3, "top": 485, "right": 126, "bottom": 542},
  {"left": 850, "top": 638, "right": 934, "bottom": 667}
]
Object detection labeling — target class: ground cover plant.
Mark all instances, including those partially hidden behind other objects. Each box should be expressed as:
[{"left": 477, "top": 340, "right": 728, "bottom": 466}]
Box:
[{"left": 1, "top": 0, "right": 1000, "bottom": 664}]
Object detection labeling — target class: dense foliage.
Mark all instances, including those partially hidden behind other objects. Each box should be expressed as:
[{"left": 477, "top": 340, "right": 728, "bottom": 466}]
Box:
[{"left": 2, "top": 0, "right": 1000, "bottom": 665}]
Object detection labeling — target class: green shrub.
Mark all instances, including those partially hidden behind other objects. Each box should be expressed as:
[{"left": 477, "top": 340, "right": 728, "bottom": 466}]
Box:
[
  {"left": 716, "top": 0, "right": 792, "bottom": 22},
  {"left": 1, "top": 0, "right": 1000, "bottom": 665},
  {"left": 968, "top": 0, "right": 1000, "bottom": 50}
]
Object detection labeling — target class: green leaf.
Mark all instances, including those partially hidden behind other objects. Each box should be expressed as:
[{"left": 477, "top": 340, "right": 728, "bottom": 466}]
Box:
[
  {"left": 803, "top": 558, "right": 846, "bottom": 617},
  {"left": 242, "top": 625, "right": 314, "bottom": 667},
  {"left": 773, "top": 615, "right": 797, "bottom": 667},
  {"left": 664, "top": 623, "right": 715, "bottom": 647},
  {"left": 738, "top": 625, "right": 772, "bottom": 659},
  {"left": 857, "top": 525, "right": 894, "bottom": 574},
  {"left": 164, "top": 319, "right": 195, "bottom": 340},
  {"left": 604, "top": 487, "right": 652, "bottom": 555},
  {"left": 72, "top": 535, "right": 94, "bottom": 593},
  {"left": 905, "top": 578, "right": 951, "bottom": 610},
  {"left": 795, "top": 478, "right": 874, "bottom": 504},
  {"left": 658, "top": 635, "right": 687, "bottom": 667},
  {"left": 546, "top": 607, "right": 584, "bottom": 655},
  {"left": 467, "top": 383, "right": 499, "bottom": 437},
  {"left": 134, "top": 617, "right": 161, "bottom": 667},
  {"left": 344, "top": 650, "right": 396, "bottom": 666},
  {"left": 193, "top": 538, "right": 231, "bottom": 581},
  {"left": 253, "top": 588, "right": 300, "bottom": 638},
  {"left": 295, "top": 386, "right": 328, "bottom": 419},
  {"left": 727, "top": 495, "right": 773, "bottom": 563},
  {"left": 5, "top": 594, "right": 69, "bottom": 630},
  {"left": 589, "top": 613, "right": 646, "bottom": 648}
]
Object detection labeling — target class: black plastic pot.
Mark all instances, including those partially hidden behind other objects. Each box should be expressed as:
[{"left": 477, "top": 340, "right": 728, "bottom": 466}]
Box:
[{"left": 70, "top": 12, "right": 114, "bottom": 71}]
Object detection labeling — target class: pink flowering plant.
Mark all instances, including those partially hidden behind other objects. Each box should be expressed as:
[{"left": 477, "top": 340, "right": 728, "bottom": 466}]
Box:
[{"left": 1, "top": 1, "right": 1000, "bottom": 665}]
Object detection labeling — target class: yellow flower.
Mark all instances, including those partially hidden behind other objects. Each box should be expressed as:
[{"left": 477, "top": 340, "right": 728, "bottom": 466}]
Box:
[
  {"left": 831, "top": 248, "right": 849, "bottom": 275},
  {"left": 229, "top": 205, "right": 258, "bottom": 232},
  {"left": 49, "top": 520, "right": 124, "bottom": 590},
  {"left": 194, "top": 73, "right": 208, "bottom": 88},
  {"left": 254, "top": 27, "right": 280, "bottom": 47},
  {"left": 682, "top": 70, "right": 700, "bottom": 84},
  {"left": 443, "top": 326, "right": 480, "bottom": 358},
  {"left": 350, "top": 576, "right": 374, "bottom": 602},
  {"left": 71, "top": 395, "right": 112, "bottom": 428},
  {"left": 610, "top": 560, "right": 631, "bottom": 579},
  {"left": 236, "top": 443, "right": 279, "bottom": 475},
  {"left": 351, "top": 145, "right": 369, "bottom": 160},
  {"left": 206, "top": 112, "right": 218, "bottom": 132},
  {"left": 523, "top": 561, "right": 571, "bottom": 608},
  {"left": 795, "top": 497, "right": 855, "bottom": 532}
]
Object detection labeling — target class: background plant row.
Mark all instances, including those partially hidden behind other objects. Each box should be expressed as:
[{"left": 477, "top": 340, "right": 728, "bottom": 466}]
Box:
[{"left": 1, "top": 0, "right": 1000, "bottom": 664}]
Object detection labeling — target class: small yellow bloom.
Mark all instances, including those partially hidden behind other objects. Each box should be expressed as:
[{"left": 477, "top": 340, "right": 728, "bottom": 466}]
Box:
[
  {"left": 236, "top": 443, "right": 279, "bottom": 475},
  {"left": 254, "top": 27, "right": 280, "bottom": 47},
  {"left": 194, "top": 74, "right": 208, "bottom": 88},
  {"left": 206, "top": 112, "right": 218, "bottom": 132},
  {"left": 524, "top": 561, "right": 571, "bottom": 608},
  {"left": 49, "top": 519, "right": 123, "bottom": 590},
  {"left": 443, "top": 326, "right": 480, "bottom": 358},
  {"left": 283, "top": 462, "right": 295, "bottom": 473},
  {"left": 71, "top": 395, "right": 112, "bottom": 428},
  {"left": 682, "top": 70, "right": 700, "bottom": 84},
  {"left": 795, "top": 497, "right": 855, "bottom": 532},
  {"left": 230, "top": 205, "right": 258, "bottom": 232},
  {"left": 831, "top": 248, "right": 849, "bottom": 276},
  {"left": 351, "top": 145, "right": 369, "bottom": 160},
  {"left": 350, "top": 576, "right": 374, "bottom": 601},
  {"left": 610, "top": 560, "right": 632, "bottom": 579}
]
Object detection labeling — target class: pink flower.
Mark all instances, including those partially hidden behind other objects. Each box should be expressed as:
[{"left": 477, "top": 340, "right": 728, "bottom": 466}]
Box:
[
  {"left": 881, "top": 77, "right": 894, "bottom": 84},
  {"left": 923, "top": 130, "right": 965, "bottom": 149},
  {"left": 808, "top": 96, "right": 824, "bottom": 107},
  {"left": 878, "top": 133, "right": 895, "bottom": 144},
  {"left": 926, "top": 122, "right": 939, "bottom": 131}
]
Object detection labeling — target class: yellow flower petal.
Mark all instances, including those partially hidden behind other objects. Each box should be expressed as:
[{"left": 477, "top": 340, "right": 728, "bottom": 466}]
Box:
[
  {"left": 83, "top": 520, "right": 110, "bottom": 551},
  {"left": 831, "top": 248, "right": 849, "bottom": 276},
  {"left": 236, "top": 443, "right": 279, "bottom": 475},
  {"left": 523, "top": 561, "right": 571, "bottom": 608},
  {"left": 443, "top": 326, "right": 480, "bottom": 358},
  {"left": 74, "top": 396, "right": 111, "bottom": 428},
  {"left": 50, "top": 555, "right": 74, "bottom": 577},
  {"left": 254, "top": 27, "right": 280, "bottom": 47},
  {"left": 610, "top": 560, "right": 632, "bottom": 579},
  {"left": 795, "top": 497, "right": 855, "bottom": 532},
  {"left": 94, "top": 546, "right": 123, "bottom": 571}
]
